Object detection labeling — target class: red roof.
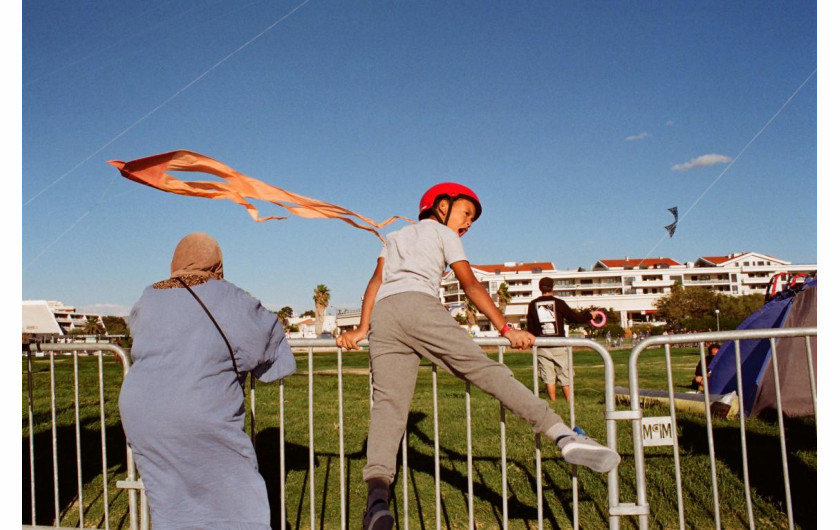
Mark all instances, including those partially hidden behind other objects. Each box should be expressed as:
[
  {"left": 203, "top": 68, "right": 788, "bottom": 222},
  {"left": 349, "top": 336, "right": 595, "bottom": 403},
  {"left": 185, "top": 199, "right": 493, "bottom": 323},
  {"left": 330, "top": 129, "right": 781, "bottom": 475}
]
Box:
[
  {"left": 599, "top": 257, "right": 680, "bottom": 268},
  {"left": 471, "top": 262, "right": 554, "bottom": 273},
  {"left": 700, "top": 253, "right": 747, "bottom": 265}
]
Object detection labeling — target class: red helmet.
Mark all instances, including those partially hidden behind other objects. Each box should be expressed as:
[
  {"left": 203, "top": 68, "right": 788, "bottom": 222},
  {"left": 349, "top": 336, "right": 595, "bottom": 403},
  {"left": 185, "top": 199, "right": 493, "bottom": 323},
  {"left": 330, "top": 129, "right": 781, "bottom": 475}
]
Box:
[{"left": 418, "top": 182, "right": 482, "bottom": 221}]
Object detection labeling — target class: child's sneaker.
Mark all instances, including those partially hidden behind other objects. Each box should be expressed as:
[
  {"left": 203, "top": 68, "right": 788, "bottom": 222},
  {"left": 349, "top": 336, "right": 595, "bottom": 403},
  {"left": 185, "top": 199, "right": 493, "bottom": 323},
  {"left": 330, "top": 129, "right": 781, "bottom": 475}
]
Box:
[
  {"left": 363, "top": 499, "right": 394, "bottom": 530},
  {"left": 556, "top": 434, "right": 620, "bottom": 473}
]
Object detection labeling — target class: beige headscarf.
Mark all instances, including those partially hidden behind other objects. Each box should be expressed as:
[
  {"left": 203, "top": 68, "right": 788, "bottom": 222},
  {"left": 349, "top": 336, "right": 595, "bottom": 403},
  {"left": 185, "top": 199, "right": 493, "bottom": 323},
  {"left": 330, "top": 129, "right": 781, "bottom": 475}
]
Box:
[{"left": 153, "top": 233, "right": 224, "bottom": 289}]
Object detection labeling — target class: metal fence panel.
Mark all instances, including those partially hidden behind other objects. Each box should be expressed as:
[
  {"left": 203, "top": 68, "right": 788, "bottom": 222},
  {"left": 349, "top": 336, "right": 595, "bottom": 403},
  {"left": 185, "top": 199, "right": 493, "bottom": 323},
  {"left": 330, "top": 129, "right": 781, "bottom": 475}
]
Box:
[
  {"left": 623, "top": 328, "right": 817, "bottom": 530},
  {"left": 24, "top": 343, "right": 135, "bottom": 530},
  {"left": 23, "top": 336, "right": 622, "bottom": 529}
]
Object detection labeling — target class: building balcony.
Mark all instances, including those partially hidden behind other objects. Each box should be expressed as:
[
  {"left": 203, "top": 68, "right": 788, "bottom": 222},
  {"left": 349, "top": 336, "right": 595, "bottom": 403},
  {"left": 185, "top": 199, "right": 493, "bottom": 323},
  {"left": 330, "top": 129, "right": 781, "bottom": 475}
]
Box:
[
  {"left": 630, "top": 279, "right": 673, "bottom": 288},
  {"left": 741, "top": 276, "right": 773, "bottom": 284},
  {"left": 683, "top": 279, "right": 729, "bottom": 286}
]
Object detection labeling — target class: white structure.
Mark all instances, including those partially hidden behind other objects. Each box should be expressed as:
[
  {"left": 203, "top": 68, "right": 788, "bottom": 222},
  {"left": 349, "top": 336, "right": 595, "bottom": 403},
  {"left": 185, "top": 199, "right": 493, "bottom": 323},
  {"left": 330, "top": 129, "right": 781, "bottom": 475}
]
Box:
[
  {"left": 22, "top": 301, "right": 64, "bottom": 340},
  {"left": 286, "top": 315, "right": 337, "bottom": 339},
  {"left": 21, "top": 300, "right": 105, "bottom": 337},
  {"left": 335, "top": 251, "right": 816, "bottom": 333}
]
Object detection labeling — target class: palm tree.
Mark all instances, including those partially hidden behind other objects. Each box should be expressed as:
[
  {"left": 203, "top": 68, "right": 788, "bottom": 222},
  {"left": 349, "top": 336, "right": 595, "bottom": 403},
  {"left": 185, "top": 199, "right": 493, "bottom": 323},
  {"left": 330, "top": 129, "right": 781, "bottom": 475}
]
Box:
[
  {"left": 465, "top": 298, "right": 478, "bottom": 328},
  {"left": 313, "top": 284, "right": 331, "bottom": 334},
  {"left": 496, "top": 283, "right": 511, "bottom": 315},
  {"left": 276, "top": 306, "right": 294, "bottom": 327},
  {"left": 82, "top": 316, "right": 104, "bottom": 336}
]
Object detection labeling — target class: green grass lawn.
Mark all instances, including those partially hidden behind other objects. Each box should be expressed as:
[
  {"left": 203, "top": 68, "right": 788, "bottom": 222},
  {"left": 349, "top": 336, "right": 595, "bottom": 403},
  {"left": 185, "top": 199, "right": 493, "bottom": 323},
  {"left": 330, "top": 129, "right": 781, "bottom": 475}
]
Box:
[{"left": 23, "top": 346, "right": 816, "bottom": 529}]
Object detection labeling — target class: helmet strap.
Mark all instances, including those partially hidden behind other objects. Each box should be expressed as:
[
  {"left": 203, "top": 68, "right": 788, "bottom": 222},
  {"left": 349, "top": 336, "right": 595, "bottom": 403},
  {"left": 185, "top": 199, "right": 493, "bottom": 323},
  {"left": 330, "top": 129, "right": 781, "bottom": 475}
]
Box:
[
  {"left": 430, "top": 196, "right": 453, "bottom": 225},
  {"left": 443, "top": 198, "right": 453, "bottom": 225},
  {"left": 437, "top": 197, "right": 454, "bottom": 226}
]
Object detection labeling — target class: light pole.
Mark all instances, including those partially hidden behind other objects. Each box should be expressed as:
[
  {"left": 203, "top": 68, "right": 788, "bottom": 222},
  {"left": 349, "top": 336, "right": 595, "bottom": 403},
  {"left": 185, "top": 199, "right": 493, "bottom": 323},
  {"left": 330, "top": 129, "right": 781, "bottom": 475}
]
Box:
[{"left": 715, "top": 309, "right": 720, "bottom": 331}]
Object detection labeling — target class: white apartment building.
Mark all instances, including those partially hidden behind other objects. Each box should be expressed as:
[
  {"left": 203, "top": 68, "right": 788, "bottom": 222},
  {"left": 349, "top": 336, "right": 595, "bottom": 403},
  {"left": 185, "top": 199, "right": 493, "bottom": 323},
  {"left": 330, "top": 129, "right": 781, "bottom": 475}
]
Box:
[
  {"left": 336, "top": 251, "right": 816, "bottom": 332},
  {"left": 285, "top": 315, "right": 337, "bottom": 338},
  {"left": 22, "top": 300, "right": 64, "bottom": 340},
  {"left": 21, "top": 300, "right": 106, "bottom": 337}
]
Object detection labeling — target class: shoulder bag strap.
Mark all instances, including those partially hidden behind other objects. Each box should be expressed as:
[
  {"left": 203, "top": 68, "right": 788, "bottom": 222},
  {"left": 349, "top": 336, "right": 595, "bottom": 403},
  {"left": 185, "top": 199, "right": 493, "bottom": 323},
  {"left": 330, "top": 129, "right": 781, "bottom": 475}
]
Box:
[{"left": 176, "top": 277, "right": 246, "bottom": 396}]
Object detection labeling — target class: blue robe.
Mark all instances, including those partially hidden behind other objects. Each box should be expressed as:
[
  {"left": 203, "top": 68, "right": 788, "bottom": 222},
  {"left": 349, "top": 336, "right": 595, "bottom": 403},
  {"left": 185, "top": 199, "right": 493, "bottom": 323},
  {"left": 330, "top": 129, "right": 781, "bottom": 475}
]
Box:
[{"left": 119, "top": 279, "right": 296, "bottom": 529}]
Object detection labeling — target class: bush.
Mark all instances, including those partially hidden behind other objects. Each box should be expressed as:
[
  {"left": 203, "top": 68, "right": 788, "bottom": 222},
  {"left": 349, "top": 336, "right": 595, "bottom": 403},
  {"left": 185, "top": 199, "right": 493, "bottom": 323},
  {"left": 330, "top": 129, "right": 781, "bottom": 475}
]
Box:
[{"left": 599, "top": 323, "right": 625, "bottom": 338}]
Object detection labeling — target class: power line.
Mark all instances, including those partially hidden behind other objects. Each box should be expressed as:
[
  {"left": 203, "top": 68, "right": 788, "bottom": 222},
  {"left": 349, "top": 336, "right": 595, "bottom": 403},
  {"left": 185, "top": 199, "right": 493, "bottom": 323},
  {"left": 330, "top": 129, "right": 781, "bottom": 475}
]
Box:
[
  {"left": 23, "top": 0, "right": 313, "bottom": 208},
  {"left": 642, "top": 68, "right": 816, "bottom": 261}
]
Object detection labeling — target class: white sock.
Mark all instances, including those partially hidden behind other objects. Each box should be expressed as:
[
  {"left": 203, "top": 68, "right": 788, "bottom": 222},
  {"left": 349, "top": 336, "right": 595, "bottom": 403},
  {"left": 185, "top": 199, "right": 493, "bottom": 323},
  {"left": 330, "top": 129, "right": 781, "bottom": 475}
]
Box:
[{"left": 545, "top": 422, "right": 576, "bottom": 442}]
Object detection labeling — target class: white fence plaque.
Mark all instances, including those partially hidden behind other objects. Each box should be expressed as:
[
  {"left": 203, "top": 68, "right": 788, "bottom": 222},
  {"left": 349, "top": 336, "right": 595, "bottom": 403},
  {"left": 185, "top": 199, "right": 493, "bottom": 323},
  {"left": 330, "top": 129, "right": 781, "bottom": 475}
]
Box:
[{"left": 642, "top": 416, "right": 675, "bottom": 447}]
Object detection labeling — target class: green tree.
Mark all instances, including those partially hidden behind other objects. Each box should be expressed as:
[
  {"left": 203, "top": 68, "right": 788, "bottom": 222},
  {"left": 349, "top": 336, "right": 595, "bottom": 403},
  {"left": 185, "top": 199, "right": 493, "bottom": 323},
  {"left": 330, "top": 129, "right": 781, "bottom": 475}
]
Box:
[
  {"left": 717, "top": 293, "right": 764, "bottom": 327},
  {"left": 313, "top": 284, "right": 331, "bottom": 334},
  {"left": 655, "top": 281, "right": 763, "bottom": 331},
  {"left": 102, "top": 316, "right": 128, "bottom": 336},
  {"left": 465, "top": 298, "right": 479, "bottom": 327},
  {"left": 82, "top": 316, "right": 105, "bottom": 335},
  {"left": 576, "top": 306, "right": 620, "bottom": 337},
  {"left": 300, "top": 310, "right": 316, "bottom": 318},
  {"left": 276, "top": 306, "right": 294, "bottom": 326},
  {"left": 496, "top": 283, "right": 511, "bottom": 315}
]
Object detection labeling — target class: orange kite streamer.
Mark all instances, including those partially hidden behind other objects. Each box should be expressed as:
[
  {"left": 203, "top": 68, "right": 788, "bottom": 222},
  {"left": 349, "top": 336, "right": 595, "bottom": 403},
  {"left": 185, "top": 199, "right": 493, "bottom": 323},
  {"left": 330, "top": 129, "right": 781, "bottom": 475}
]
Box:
[{"left": 108, "top": 150, "right": 411, "bottom": 242}]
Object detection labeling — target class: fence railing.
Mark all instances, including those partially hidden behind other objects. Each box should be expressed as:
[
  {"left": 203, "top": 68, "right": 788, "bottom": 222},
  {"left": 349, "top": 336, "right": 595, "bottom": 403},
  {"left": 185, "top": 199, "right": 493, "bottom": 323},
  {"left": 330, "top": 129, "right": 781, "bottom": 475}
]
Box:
[
  {"left": 24, "top": 337, "right": 619, "bottom": 529},
  {"left": 23, "top": 342, "right": 138, "bottom": 530},
  {"left": 622, "top": 327, "right": 817, "bottom": 530},
  {"left": 23, "top": 329, "right": 817, "bottom": 529},
  {"left": 250, "top": 337, "right": 620, "bottom": 530}
]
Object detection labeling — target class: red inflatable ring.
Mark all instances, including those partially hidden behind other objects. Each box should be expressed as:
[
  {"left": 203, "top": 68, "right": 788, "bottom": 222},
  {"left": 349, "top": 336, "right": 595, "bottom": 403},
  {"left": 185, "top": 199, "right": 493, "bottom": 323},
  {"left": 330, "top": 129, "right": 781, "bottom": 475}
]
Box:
[{"left": 590, "top": 310, "right": 607, "bottom": 328}]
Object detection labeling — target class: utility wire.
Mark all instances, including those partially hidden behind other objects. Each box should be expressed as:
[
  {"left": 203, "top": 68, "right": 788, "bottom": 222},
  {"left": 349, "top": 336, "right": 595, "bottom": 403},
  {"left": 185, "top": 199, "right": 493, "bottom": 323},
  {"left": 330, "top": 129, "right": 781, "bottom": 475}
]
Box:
[
  {"left": 23, "top": 0, "right": 313, "bottom": 207},
  {"left": 642, "top": 68, "right": 817, "bottom": 261}
]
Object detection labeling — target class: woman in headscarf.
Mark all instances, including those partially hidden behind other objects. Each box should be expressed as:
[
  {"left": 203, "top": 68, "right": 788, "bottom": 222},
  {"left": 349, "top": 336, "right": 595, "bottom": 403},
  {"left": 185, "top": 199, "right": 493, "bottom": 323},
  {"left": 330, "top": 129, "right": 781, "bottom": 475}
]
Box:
[{"left": 119, "top": 233, "right": 296, "bottom": 529}]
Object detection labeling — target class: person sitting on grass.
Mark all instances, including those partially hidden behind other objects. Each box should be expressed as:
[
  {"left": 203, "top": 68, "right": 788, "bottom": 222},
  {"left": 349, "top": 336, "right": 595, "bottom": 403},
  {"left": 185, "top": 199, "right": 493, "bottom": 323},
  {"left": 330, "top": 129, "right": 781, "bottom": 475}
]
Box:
[
  {"left": 691, "top": 342, "right": 721, "bottom": 391},
  {"left": 336, "top": 183, "right": 620, "bottom": 530}
]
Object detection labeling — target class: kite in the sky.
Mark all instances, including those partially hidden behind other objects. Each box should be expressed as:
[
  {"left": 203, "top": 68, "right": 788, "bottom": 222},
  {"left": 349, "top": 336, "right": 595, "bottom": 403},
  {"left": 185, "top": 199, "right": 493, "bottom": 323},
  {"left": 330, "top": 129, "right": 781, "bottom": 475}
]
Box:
[
  {"left": 108, "top": 150, "right": 411, "bottom": 243},
  {"left": 665, "top": 206, "right": 678, "bottom": 237}
]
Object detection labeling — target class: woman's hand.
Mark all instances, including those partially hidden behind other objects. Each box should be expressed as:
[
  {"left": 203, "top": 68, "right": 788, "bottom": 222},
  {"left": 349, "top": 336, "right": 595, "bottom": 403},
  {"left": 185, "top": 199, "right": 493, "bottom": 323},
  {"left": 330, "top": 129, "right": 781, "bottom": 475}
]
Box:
[{"left": 336, "top": 329, "right": 367, "bottom": 350}]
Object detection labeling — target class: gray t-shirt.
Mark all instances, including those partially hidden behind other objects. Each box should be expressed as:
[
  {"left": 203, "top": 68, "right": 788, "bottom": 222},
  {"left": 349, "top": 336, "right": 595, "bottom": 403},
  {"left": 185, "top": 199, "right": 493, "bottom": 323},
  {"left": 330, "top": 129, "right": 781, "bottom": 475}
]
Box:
[{"left": 375, "top": 219, "right": 468, "bottom": 302}]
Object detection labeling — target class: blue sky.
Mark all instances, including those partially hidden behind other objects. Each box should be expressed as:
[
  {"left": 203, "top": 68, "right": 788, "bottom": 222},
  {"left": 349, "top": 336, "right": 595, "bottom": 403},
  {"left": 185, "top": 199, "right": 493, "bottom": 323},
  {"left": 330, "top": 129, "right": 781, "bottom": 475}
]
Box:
[{"left": 20, "top": 1, "right": 821, "bottom": 317}]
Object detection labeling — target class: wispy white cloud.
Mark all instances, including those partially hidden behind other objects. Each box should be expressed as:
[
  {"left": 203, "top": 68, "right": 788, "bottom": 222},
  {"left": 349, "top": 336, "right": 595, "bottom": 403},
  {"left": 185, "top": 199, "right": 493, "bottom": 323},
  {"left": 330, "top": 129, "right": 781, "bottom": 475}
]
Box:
[
  {"left": 671, "top": 153, "right": 732, "bottom": 171},
  {"left": 625, "top": 131, "right": 649, "bottom": 142},
  {"left": 665, "top": 120, "right": 675, "bottom": 126},
  {"left": 79, "top": 303, "right": 131, "bottom": 316}
]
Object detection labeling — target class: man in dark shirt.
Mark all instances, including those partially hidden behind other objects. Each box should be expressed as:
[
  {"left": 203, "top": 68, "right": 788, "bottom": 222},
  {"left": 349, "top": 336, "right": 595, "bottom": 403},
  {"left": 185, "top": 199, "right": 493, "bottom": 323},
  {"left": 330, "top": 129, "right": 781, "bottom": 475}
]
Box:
[{"left": 526, "top": 277, "right": 594, "bottom": 402}]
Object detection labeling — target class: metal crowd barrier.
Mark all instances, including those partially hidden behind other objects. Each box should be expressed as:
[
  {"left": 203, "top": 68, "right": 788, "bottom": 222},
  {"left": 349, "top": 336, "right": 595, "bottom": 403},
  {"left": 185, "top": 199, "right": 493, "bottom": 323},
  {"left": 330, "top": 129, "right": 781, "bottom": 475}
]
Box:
[
  {"left": 23, "top": 336, "right": 619, "bottom": 529},
  {"left": 622, "top": 327, "right": 817, "bottom": 530},
  {"left": 23, "top": 342, "right": 139, "bottom": 530},
  {"left": 279, "top": 337, "right": 619, "bottom": 530}
]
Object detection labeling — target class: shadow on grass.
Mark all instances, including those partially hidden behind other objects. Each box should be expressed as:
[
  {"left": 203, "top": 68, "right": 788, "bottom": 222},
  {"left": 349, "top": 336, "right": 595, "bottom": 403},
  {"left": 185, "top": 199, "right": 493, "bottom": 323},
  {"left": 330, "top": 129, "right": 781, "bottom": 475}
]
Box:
[
  {"left": 391, "top": 411, "right": 596, "bottom": 529},
  {"left": 24, "top": 415, "right": 607, "bottom": 529},
  {"left": 22, "top": 421, "right": 129, "bottom": 528},
  {"left": 678, "top": 415, "right": 816, "bottom": 529},
  {"left": 255, "top": 427, "right": 370, "bottom": 530},
  {"left": 255, "top": 411, "right": 592, "bottom": 529}
]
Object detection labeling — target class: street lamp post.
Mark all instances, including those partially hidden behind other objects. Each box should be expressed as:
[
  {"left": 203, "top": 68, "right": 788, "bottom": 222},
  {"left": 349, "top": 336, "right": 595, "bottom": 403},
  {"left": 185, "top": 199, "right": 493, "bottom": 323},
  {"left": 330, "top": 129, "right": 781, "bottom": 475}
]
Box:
[{"left": 715, "top": 309, "right": 720, "bottom": 331}]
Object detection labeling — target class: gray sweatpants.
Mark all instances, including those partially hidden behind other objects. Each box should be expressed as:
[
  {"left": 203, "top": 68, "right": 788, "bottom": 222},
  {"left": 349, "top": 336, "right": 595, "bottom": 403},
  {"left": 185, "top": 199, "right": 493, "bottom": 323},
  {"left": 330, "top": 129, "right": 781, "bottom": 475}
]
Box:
[{"left": 363, "top": 292, "right": 571, "bottom": 483}]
